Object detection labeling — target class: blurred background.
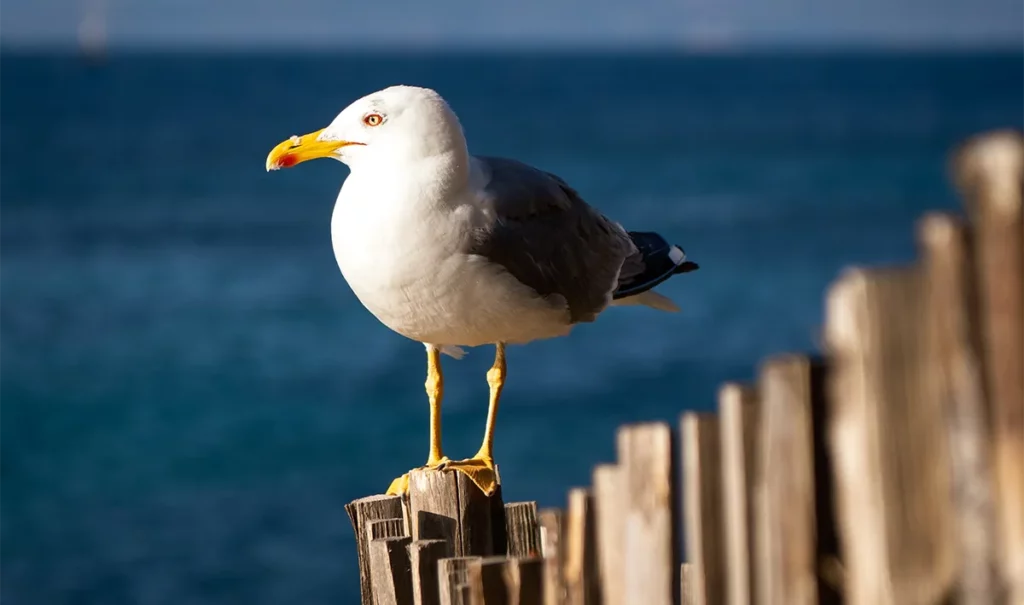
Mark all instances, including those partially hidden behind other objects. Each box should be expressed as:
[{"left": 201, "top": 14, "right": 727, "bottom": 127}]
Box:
[{"left": 1, "top": 1, "right": 1022, "bottom": 603}]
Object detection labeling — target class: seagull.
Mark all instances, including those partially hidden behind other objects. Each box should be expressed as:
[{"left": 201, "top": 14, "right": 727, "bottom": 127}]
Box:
[{"left": 266, "top": 85, "right": 698, "bottom": 497}]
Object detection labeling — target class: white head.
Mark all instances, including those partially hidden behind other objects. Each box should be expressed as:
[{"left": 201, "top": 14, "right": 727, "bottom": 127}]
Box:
[{"left": 266, "top": 85, "right": 468, "bottom": 172}]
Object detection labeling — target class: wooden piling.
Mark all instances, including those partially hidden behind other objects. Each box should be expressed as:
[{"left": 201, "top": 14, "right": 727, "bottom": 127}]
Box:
[
  {"left": 681, "top": 411, "right": 723, "bottom": 605},
  {"left": 718, "top": 383, "right": 758, "bottom": 605},
  {"left": 538, "top": 508, "right": 565, "bottom": 605},
  {"left": 754, "top": 355, "right": 820, "bottom": 605},
  {"left": 439, "top": 556, "right": 482, "bottom": 605},
  {"left": 369, "top": 536, "right": 414, "bottom": 605},
  {"left": 825, "top": 268, "right": 958, "bottom": 605},
  {"left": 954, "top": 130, "right": 1024, "bottom": 604},
  {"left": 468, "top": 557, "right": 513, "bottom": 605},
  {"left": 369, "top": 518, "right": 408, "bottom": 542},
  {"left": 504, "top": 502, "right": 541, "bottom": 558},
  {"left": 345, "top": 494, "right": 406, "bottom": 605},
  {"left": 466, "top": 556, "right": 544, "bottom": 605},
  {"left": 514, "top": 558, "right": 545, "bottom": 605},
  {"left": 592, "top": 464, "right": 624, "bottom": 605},
  {"left": 681, "top": 563, "right": 696, "bottom": 605},
  {"left": 408, "top": 468, "right": 505, "bottom": 557},
  {"left": 919, "top": 213, "right": 999, "bottom": 605},
  {"left": 411, "top": 539, "right": 452, "bottom": 605},
  {"left": 617, "top": 422, "right": 679, "bottom": 605},
  {"left": 564, "top": 488, "right": 599, "bottom": 605}
]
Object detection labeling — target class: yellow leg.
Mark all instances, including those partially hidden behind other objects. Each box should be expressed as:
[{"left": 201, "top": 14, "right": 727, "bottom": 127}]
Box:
[
  {"left": 425, "top": 346, "right": 446, "bottom": 465},
  {"left": 478, "top": 342, "right": 505, "bottom": 461},
  {"left": 444, "top": 343, "right": 504, "bottom": 496},
  {"left": 386, "top": 345, "right": 450, "bottom": 496}
]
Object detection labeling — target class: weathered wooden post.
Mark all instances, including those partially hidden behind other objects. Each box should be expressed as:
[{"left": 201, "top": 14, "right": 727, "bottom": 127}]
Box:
[
  {"left": 618, "top": 422, "right": 679, "bottom": 605},
  {"left": 919, "top": 212, "right": 999, "bottom": 604},
  {"left": 681, "top": 411, "right": 723, "bottom": 605},
  {"left": 680, "top": 563, "right": 696, "bottom": 605},
  {"left": 825, "top": 267, "right": 959, "bottom": 604},
  {"left": 407, "top": 469, "right": 507, "bottom": 557},
  {"left": 718, "top": 383, "right": 759, "bottom": 605},
  {"left": 504, "top": 502, "right": 542, "bottom": 559},
  {"left": 753, "top": 355, "right": 837, "bottom": 605},
  {"left": 538, "top": 508, "right": 566, "bottom": 605},
  {"left": 466, "top": 556, "right": 544, "bottom": 605},
  {"left": 370, "top": 536, "right": 415, "bottom": 605},
  {"left": 592, "top": 464, "right": 624, "bottom": 605},
  {"left": 346, "top": 469, "right": 508, "bottom": 605},
  {"left": 410, "top": 539, "right": 452, "bottom": 605},
  {"left": 953, "top": 130, "right": 1024, "bottom": 605},
  {"left": 346, "top": 495, "right": 407, "bottom": 605},
  {"left": 564, "top": 488, "right": 599, "bottom": 605},
  {"left": 439, "top": 556, "right": 482, "bottom": 605}
]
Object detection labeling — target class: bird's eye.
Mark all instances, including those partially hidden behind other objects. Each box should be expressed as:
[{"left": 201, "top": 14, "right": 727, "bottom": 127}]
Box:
[{"left": 363, "top": 113, "right": 384, "bottom": 127}]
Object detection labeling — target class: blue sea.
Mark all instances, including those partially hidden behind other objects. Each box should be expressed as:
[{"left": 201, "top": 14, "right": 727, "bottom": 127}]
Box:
[{"left": 2, "top": 50, "right": 1022, "bottom": 604}]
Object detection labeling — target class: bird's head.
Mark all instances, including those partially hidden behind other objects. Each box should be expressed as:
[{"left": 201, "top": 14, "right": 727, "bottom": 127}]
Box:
[{"left": 265, "top": 85, "right": 466, "bottom": 172}]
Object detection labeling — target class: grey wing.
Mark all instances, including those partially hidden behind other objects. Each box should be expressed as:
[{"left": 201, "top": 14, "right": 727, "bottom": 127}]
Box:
[{"left": 467, "top": 156, "right": 636, "bottom": 323}]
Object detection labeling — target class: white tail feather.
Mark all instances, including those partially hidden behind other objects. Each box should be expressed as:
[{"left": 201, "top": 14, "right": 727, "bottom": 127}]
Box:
[
  {"left": 425, "top": 343, "right": 468, "bottom": 359},
  {"left": 611, "top": 290, "right": 680, "bottom": 312},
  {"left": 439, "top": 345, "right": 467, "bottom": 359}
]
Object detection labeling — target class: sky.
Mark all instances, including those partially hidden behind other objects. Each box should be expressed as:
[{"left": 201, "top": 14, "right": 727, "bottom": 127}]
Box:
[{"left": 1, "top": 0, "right": 1023, "bottom": 49}]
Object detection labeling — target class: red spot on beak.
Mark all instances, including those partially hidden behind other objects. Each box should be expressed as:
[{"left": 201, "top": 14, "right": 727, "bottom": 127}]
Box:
[{"left": 279, "top": 153, "right": 299, "bottom": 168}]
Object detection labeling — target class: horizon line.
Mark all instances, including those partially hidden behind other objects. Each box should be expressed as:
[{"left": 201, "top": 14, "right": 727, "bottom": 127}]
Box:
[{"left": 2, "top": 38, "right": 1022, "bottom": 55}]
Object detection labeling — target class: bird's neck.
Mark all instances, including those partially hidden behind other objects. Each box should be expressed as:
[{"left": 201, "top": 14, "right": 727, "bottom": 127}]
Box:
[
  {"left": 333, "top": 147, "right": 473, "bottom": 276},
  {"left": 351, "top": 148, "right": 471, "bottom": 209}
]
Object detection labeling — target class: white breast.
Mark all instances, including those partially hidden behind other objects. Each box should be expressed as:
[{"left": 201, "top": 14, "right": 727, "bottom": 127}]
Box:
[{"left": 330, "top": 174, "right": 571, "bottom": 348}]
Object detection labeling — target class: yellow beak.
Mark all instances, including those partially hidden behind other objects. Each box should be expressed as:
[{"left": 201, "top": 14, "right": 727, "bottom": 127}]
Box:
[{"left": 265, "top": 129, "right": 360, "bottom": 171}]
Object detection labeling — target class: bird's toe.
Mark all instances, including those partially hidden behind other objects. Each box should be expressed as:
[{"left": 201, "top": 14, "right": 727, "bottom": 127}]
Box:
[
  {"left": 445, "top": 456, "right": 500, "bottom": 496},
  {"left": 385, "top": 473, "right": 411, "bottom": 496}
]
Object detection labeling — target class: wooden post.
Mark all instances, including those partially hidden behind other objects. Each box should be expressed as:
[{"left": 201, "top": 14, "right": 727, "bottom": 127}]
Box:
[
  {"left": 346, "top": 495, "right": 406, "bottom": 605},
  {"left": 954, "top": 130, "right": 1024, "bottom": 604},
  {"left": 505, "top": 502, "right": 542, "bottom": 558},
  {"left": 618, "top": 422, "right": 679, "bottom": 605},
  {"left": 825, "top": 268, "right": 958, "bottom": 605},
  {"left": 718, "top": 383, "right": 758, "bottom": 605},
  {"left": 369, "top": 536, "right": 414, "bottom": 605},
  {"left": 592, "top": 464, "right": 625, "bottom": 605},
  {"left": 411, "top": 539, "right": 452, "bottom": 605},
  {"left": 369, "top": 518, "right": 407, "bottom": 542},
  {"left": 565, "top": 488, "right": 600, "bottom": 605},
  {"left": 468, "top": 557, "right": 513, "bottom": 605},
  {"left": 409, "top": 468, "right": 505, "bottom": 557},
  {"left": 681, "top": 563, "right": 696, "bottom": 605},
  {"left": 515, "top": 557, "right": 545, "bottom": 605},
  {"left": 681, "top": 412, "right": 723, "bottom": 605},
  {"left": 491, "top": 489, "right": 509, "bottom": 558},
  {"left": 451, "top": 584, "right": 471, "bottom": 605},
  {"left": 466, "top": 556, "right": 544, "bottom": 605},
  {"left": 919, "top": 213, "right": 999, "bottom": 604},
  {"left": 753, "top": 355, "right": 820, "bottom": 605},
  {"left": 439, "top": 556, "right": 482, "bottom": 605},
  {"left": 538, "top": 508, "right": 565, "bottom": 605}
]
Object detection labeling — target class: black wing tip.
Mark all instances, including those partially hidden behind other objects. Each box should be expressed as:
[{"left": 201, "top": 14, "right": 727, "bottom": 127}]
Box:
[
  {"left": 675, "top": 260, "right": 700, "bottom": 274},
  {"left": 612, "top": 252, "right": 699, "bottom": 300}
]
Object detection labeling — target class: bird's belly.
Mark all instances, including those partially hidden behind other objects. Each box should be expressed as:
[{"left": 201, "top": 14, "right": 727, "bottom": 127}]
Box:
[
  {"left": 334, "top": 236, "right": 570, "bottom": 347},
  {"left": 331, "top": 188, "right": 574, "bottom": 347}
]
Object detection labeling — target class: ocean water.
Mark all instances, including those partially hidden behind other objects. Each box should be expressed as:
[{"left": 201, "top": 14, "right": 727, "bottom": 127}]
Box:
[{"left": 2, "top": 50, "right": 1021, "bottom": 604}]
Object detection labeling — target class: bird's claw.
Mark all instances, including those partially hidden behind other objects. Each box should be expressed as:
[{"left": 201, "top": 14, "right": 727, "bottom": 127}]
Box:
[
  {"left": 384, "top": 455, "right": 498, "bottom": 497},
  {"left": 385, "top": 456, "right": 453, "bottom": 496},
  {"left": 426, "top": 456, "right": 451, "bottom": 470},
  {"left": 385, "top": 473, "right": 410, "bottom": 496},
  {"left": 440, "top": 455, "right": 500, "bottom": 496}
]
